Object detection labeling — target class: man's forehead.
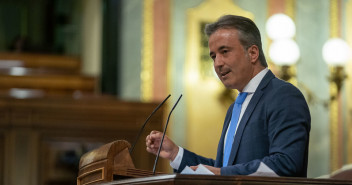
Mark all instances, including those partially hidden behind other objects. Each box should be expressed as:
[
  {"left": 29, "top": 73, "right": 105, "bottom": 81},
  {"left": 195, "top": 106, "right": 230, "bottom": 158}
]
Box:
[
  {"left": 210, "top": 28, "right": 238, "bottom": 36},
  {"left": 208, "top": 29, "right": 238, "bottom": 44},
  {"left": 208, "top": 29, "right": 239, "bottom": 46}
]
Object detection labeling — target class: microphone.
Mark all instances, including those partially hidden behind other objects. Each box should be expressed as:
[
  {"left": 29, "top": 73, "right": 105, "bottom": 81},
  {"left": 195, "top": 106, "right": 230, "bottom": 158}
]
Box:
[
  {"left": 152, "top": 94, "right": 183, "bottom": 175},
  {"left": 129, "top": 94, "right": 171, "bottom": 154}
]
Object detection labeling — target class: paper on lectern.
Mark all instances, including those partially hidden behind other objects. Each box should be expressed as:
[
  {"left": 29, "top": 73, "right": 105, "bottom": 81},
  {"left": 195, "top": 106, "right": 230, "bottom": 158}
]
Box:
[{"left": 180, "top": 164, "right": 215, "bottom": 175}]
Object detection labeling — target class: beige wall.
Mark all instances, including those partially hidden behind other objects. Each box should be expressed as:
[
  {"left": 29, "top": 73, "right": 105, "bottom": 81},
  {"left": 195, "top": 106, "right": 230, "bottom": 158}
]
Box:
[{"left": 81, "top": 0, "right": 102, "bottom": 76}]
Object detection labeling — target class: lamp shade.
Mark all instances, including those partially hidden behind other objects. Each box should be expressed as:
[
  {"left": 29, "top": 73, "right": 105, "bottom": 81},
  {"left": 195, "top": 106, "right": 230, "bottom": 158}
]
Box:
[
  {"left": 266, "top": 13, "right": 296, "bottom": 40},
  {"left": 322, "top": 38, "right": 351, "bottom": 66},
  {"left": 269, "top": 38, "right": 300, "bottom": 66}
]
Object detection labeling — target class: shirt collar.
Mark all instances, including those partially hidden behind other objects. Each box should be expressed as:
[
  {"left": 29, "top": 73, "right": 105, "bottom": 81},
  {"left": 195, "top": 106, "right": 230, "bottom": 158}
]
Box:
[{"left": 241, "top": 68, "right": 269, "bottom": 94}]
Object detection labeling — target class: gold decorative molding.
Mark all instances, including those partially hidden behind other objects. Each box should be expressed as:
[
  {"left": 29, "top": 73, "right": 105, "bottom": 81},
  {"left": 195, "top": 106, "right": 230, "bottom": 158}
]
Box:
[
  {"left": 329, "top": 67, "right": 341, "bottom": 172},
  {"left": 330, "top": 0, "right": 339, "bottom": 38},
  {"left": 141, "top": 0, "right": 154, "bottom": 102},
  {"left": 345, "top": 0, "right": 352, "bottom": 164},
  {"left": 284, "top": 0, "right": 295, "bottom": 19},
  {"left": 329, "top": 0, "right": 343, "bottom": 172}
]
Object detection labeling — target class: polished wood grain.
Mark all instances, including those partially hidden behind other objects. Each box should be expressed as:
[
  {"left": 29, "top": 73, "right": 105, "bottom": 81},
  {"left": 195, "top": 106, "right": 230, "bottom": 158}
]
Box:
[
  {"left": 0, "top": 52, "right": 81, "bottom": 71},
  {"left": 0, "top": 52, "right": 96, "bottom": 94},
  {"left": 102, "top": 174, "right": 352, "bottom": 185}
]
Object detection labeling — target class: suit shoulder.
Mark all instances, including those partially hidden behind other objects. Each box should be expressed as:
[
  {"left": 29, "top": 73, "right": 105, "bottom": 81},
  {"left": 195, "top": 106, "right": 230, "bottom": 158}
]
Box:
[{"left": 270, "top": 78, "right": 302, "bottom": 94}]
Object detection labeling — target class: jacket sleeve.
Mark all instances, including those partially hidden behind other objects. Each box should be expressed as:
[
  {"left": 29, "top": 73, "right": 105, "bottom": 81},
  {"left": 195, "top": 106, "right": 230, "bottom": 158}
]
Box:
[{"left": 175, "top": 148, "right": 216, "bottom": 173}]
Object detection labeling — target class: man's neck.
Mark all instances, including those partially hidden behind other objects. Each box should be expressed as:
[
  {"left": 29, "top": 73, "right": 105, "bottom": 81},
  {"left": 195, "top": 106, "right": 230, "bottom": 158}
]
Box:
[{"left": 239, "top": 67, "right": 268, "bottom": 93}]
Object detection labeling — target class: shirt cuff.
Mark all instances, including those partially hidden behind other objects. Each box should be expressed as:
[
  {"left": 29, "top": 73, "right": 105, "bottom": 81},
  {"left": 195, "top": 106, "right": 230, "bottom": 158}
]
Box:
[{"left": 169, "top": 146, "right": 184, "bottom": 170}]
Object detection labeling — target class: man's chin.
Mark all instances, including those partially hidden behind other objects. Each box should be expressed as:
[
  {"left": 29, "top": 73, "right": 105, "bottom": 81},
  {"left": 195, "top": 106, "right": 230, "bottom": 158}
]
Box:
[{"left": 222, "top": 83, "right": 236, "bottom": 90}]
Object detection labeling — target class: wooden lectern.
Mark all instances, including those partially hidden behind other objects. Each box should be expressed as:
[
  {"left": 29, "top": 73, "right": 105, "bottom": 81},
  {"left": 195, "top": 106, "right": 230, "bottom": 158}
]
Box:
[
  {"left": 99, "top": 174, "right": 352, "bottom": 185},
  {"left": 77, "top": 140, "right": 158, "bottom": 185},
  {"left": 77, "top": 140, "right": 352, "bottom": 185}
]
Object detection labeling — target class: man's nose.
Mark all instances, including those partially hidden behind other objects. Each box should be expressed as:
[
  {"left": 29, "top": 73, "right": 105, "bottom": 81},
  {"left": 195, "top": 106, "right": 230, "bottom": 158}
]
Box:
[{"left": 214, "top": 57, "right": 224, "bottom": 68}]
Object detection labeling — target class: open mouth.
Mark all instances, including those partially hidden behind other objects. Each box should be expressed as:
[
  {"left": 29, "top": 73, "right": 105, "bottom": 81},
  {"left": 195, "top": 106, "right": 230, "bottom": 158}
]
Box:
[{"left": 221, "top": 71, "right": 230, "bottom": 78}]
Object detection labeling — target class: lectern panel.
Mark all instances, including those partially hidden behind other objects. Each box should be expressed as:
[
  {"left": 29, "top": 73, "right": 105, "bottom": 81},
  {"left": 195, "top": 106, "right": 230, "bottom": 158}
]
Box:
[
  {"left": 101, "top": 174, "right": 352, "bottom": 185},
  {"left": 0, "top": 134, "right": 3, "bottom": 184}
]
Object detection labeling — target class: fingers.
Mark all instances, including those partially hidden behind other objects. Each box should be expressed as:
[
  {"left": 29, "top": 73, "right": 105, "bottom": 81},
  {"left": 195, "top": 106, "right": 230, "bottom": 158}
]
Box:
[
  {"left": 146, "top": 145, "right": 158, "bottom": 154},
  {"left": 146, "top": 137, "right": 156, "bottom": 149},
  {"left": 146, "top": 130, "right": 163, "bottom": 154},
  {"left": 146, "top": 131, "right": 160, "bottom": 140},
  {"left": 149, "top": 130, "right": 163, "bottom": 139},
  {"left": 201, "top": 165, "right": 221, "bottom": 175},
  {"left": 146, "top": 131, "right": 163, "bottom": 144}
]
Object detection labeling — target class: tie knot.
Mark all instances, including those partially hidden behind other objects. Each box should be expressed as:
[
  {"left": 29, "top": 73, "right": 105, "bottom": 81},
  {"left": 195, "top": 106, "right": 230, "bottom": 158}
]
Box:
[{"left": 235, "top": 92, "right": 248, "bottom": 104}]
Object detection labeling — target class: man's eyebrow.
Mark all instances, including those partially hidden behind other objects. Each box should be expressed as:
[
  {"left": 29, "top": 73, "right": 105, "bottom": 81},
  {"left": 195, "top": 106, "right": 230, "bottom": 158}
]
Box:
[
  {"left": 209, "top": 45, "right": 229, "bottom": 56},
  {"left": 218, "top": 45, "right": 228, "bottom": 50}
]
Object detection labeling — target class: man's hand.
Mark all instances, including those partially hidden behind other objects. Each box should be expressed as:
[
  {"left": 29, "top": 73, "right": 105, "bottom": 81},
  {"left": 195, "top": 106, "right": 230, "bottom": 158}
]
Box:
[
  {"left": 146, "top": 130, "right": 179, "bottom": 161},
  {"left": 190, "top": 165, "right": 221, "bottom": 175}
]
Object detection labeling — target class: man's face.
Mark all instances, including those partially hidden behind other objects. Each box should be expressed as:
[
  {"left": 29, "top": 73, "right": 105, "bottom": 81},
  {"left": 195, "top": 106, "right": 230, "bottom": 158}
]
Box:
[{"left": 209, "top": 28, "right": 254, "bottom": 91}]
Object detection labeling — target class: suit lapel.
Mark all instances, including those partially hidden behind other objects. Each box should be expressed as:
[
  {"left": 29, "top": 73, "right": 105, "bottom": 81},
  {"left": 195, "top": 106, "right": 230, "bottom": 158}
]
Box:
[{"left": 227, "top": 70, "right": 275, "bottom": 166}]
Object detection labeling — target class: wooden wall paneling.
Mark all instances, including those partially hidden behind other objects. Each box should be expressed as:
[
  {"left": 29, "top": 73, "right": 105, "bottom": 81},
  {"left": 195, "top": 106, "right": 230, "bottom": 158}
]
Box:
[
  {"left": 0, "top": 132, "right": 3, "bottom": 185},
  {"left": 0, "top": 95, "right": 166, "bottom": 185},
  {"left": 0, "top": 52, "right": 81, "bottom": 71},
  {"left": 39, "top": 138, "right": 105, "bottom": 185},
  {"left": 4, "top": 129, "right": 40, "bottom": 185}
]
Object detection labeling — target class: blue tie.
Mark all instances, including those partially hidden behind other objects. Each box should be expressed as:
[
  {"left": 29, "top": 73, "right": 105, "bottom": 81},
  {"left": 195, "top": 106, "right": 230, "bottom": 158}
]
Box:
[{"left": 223, "top": 92, "right": 248, "bottom": 167}]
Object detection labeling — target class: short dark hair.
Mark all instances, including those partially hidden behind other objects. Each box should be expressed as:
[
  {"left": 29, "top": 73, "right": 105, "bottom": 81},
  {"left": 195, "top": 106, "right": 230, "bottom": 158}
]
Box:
[{"left": 204, "top": 15, "right": 267, "bottom": 67}]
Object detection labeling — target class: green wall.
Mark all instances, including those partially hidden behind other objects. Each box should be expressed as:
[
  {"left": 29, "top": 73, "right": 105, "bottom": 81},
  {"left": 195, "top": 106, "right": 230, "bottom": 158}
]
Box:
[
  {"left": 118, "top": 0, "right": 143, "bottom": 100},
  {"left": 296, "top": 0, "right": 330, "bottom": 177}
]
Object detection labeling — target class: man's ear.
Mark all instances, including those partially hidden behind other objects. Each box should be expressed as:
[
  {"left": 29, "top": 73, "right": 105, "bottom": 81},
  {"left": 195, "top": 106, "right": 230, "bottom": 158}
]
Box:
[{"left": 247, "top": 45, "right": 259, "bottom": 63}]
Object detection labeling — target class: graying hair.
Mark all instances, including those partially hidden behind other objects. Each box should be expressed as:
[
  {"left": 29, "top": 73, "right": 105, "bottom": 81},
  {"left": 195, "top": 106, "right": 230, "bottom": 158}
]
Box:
[{"left": 204, "top": 15, "right": 267, "bottom": 67}]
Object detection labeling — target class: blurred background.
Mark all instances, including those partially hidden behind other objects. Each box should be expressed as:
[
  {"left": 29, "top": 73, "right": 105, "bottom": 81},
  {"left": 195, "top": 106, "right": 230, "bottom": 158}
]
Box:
[{"left": 1, "top": 0, "right": 352, "bottom": 184}]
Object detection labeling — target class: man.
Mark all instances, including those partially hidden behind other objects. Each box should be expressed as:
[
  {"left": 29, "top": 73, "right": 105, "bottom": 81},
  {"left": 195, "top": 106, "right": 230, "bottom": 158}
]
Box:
[{"left": 146, "top": 15, "right": 310, "bottom": 177}]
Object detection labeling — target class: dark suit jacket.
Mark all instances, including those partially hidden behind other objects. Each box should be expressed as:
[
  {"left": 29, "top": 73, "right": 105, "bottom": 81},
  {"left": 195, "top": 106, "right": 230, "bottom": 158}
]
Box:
[{"left": 176, "top": 70, "right": 311, "bottom": 177}]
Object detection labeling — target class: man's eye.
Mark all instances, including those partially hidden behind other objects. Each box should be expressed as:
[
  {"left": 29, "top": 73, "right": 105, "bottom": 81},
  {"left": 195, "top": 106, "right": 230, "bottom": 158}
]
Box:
[{"left": 222, "top": 50, "right": 228, "bottom": 54}]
